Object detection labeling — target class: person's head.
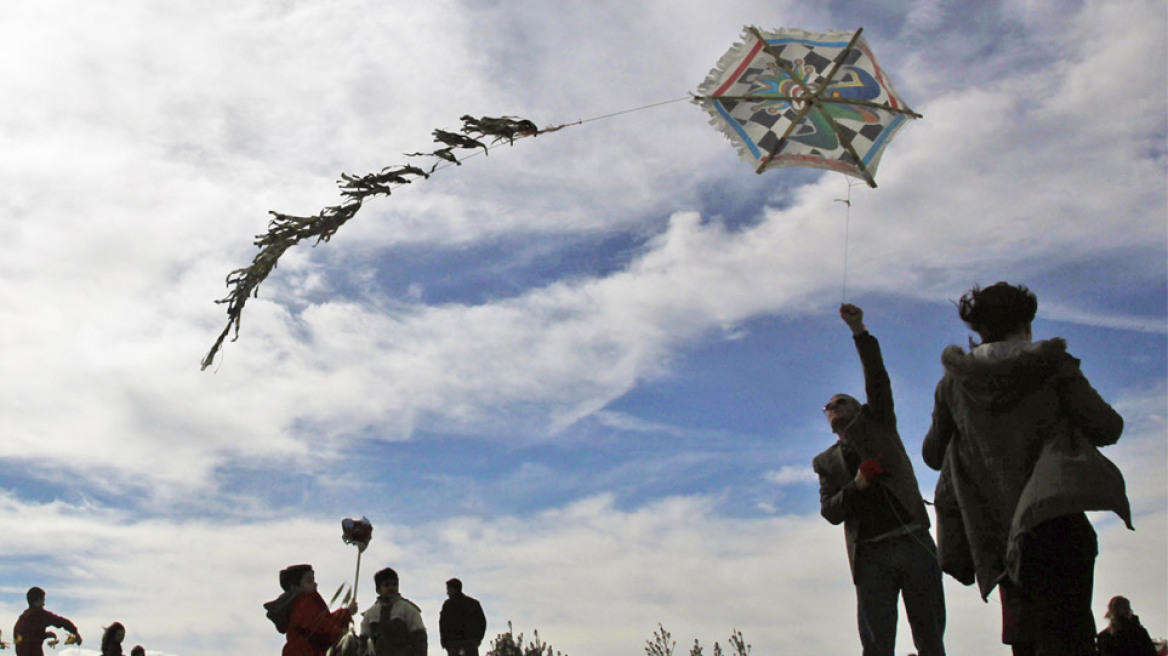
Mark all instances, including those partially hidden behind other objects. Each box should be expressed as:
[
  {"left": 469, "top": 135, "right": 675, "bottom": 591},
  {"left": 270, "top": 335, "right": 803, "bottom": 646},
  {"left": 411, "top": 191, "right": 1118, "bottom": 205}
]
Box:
[
  {"left": 823, "top": 394, "right": 861, "bottom": 435},
  {"left": 957, "top": 282, "right": 1037, "bottom": 344},
  {"left": 1105, "top": 595, "right": 1134, "bottom": 623},
  {"left": 130, "top": 647, "right": 146, "bottom": 656},
  {"left": 446, "top": 577, "right": 463, "bottom": 597},
  {"left": 374, "top": 568, "right": 399, "bottom": 596},
  {"left": 26, "top": 586, "right": 45, "bottom": 609},
  {"left": 279, "top": 564, "right": 315, "bottom": 593},
  {"left": 102, "top": 623, "right": 126, "bottom": 649}
]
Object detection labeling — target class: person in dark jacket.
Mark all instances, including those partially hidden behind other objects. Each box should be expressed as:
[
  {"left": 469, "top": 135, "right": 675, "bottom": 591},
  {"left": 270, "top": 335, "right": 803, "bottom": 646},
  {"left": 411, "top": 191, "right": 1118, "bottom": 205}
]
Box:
[
  {"left": 1097, "top": 596, "right": 1158, "bottom": 656},
  {"left": 923, "top": 282, "right": 1129, "bottom": 656},
  {"left": 13, "top": 586, "right": 81, "bottom": 656},
  {"left": 264, "top": 564, "right": 357, "bottom": 656},
  {"left": 812, "top": 304, "right": 946, "bottom": 656},
  {"left": 439, "top": 578, "right": 487, "bottom": 656}
]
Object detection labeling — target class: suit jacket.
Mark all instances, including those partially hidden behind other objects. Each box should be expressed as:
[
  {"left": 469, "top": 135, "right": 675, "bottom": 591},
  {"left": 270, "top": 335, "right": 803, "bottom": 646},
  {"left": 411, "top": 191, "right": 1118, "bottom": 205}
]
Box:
[{"left": 812, "top": 331, "right": 931, "bottom": 582}]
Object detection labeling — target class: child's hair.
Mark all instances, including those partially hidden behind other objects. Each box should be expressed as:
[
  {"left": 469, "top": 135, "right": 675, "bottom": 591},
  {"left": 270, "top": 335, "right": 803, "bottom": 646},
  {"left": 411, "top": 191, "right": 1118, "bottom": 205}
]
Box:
[
  {"left": 130, "top": 647, "right": 146, "bottom": 656},
  {"left": 957, "top": 282, "right": 1038, "bottom": 343},
  {"left": 374, "top": 567, "right": 399, "bottom": 589},
  {"left": 279, "top": 564, "right": 313, "bottom": 591},
  {"left": 26, "top": 587, "right": 45, "bottom": 605},
  {"left": 102, "top": 622, "right": 126, "bottom": 652}
]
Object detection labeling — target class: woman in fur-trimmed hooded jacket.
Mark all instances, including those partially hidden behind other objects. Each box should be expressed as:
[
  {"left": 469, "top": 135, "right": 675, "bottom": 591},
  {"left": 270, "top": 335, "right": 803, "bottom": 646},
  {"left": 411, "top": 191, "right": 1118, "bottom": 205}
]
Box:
[{"left": 923, "top": 282, "right": 1131, "bottom": 656}]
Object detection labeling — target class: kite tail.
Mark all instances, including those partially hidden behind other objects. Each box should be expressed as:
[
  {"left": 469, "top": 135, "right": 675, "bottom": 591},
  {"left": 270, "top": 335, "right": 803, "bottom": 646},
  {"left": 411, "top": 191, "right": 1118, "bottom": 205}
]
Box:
[{"left": 202, "top": 116, "right": 540, "bottom": 370}]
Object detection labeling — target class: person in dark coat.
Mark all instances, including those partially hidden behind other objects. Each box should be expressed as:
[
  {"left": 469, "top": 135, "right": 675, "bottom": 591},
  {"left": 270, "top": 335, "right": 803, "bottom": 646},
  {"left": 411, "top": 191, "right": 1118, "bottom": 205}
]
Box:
[
  {"left": 812, "top": 304, "right": 946, "bottom": 656},
  {"left": 264, "top": 564, "right": 356, "bottom": 656},
  {"left": 439, "top": 578, "right": 487, "bottom": 656},
  {"left": 923, "top": 282, "right": 1130, "bottom": 656},
  {"left": 1097, "top": 596, "right": 1158, "bottom": 656},
  {"left": 12, "top": 586, "right": 82, "bottom": 656}
]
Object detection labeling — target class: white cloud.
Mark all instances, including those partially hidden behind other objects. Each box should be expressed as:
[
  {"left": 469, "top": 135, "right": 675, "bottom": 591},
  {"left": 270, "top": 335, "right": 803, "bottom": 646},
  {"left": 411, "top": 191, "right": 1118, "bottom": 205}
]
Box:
[
  {"left": 0, "top": 0, "right": 1163, "bottom": 653},
  {"left": 764, "top": 465, "right": 818, "bottom": 485}
]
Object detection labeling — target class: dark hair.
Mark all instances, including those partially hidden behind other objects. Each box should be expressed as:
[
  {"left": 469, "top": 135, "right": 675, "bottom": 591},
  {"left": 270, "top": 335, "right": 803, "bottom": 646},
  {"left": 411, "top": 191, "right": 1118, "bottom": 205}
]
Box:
[
  {"left": 102, "top": 622, "right": 126, "bottom": 653},
  {"left": 279, "top": 564, "right": 313, "bottom": 591},
  {"left": 446, "top": 577, "right": 463, "bottom": 592},
  {"left": 130, "top": 647, "right": 146, "bottom": 656},
  {"left": 374, "top": 567, "right": 399, "bottom": 589},
  {"left": 957, "top": 282, "right": 1037, "bottom": 343},
  {"left": 26, "top": 586, "right": 45, "bottom": 605}
]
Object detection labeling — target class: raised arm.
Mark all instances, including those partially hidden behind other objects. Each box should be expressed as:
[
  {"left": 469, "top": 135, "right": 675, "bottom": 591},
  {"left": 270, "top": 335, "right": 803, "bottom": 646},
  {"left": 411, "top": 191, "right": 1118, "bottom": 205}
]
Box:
[{"left": 841, "top": 304, "right": 895, "bottom": 427}]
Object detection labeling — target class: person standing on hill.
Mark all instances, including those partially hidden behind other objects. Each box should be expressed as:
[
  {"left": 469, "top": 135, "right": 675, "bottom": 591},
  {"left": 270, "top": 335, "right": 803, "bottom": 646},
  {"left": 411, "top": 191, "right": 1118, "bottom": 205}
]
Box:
[
  {"left": 439, "top": 578, "right": 487, "bottom": 656},
  {"left": 264, "top": 564, "right": 357, "bottom": 656},
  {"left": 1096, "top": 595, "right": 1158, "bottom": 656},
  {"left": 359, "top": 567, "right": 427, "bottom": 656},
  {"left": 812, "top": 304, "right": 947, "bottom": 656},
  {"left": 101, "top": 622, "right": 126, "bottom": 656},
  {"left": 13, "top": 586, "right": 82, "bottom": 656},
  {"left": 923, "top": 282, "right": 1129, "bottom": 656}
]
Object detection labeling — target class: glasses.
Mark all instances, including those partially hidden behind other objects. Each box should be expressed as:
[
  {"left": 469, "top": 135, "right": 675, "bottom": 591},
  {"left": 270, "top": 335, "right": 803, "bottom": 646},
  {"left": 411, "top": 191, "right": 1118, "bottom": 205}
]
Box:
[{"left": 823, "top": 398, "right": 851, "bottom": 413}]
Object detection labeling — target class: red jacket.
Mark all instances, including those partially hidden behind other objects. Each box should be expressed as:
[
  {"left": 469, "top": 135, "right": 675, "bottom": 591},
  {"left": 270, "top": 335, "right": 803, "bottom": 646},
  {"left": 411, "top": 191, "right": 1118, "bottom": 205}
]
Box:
[
  {"left": 13, "top": 607, "right": 79, "bottom": 656},
  {"left": 283, "top": 591, "right": 352, "bottom": 656}
]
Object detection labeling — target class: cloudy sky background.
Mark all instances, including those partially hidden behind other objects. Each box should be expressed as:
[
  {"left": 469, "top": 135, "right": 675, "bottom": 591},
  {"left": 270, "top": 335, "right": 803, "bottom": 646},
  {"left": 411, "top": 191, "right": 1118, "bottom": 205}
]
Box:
[{"left": 1, "top": 0, "right": 1164, "bottom": 653}]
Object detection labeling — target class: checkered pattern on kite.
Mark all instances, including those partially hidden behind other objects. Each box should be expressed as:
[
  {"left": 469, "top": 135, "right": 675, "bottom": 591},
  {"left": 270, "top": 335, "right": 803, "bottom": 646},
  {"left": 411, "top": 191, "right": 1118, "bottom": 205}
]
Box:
[{"left": 695, "top": 26, "right": 919, "bottom": 186}]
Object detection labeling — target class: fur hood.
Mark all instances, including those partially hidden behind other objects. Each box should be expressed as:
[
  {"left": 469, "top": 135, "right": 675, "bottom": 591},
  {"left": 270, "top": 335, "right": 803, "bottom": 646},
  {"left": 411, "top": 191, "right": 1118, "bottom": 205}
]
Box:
[{"left": 939, "top": 338, "right": 1074, "bottom": 414}]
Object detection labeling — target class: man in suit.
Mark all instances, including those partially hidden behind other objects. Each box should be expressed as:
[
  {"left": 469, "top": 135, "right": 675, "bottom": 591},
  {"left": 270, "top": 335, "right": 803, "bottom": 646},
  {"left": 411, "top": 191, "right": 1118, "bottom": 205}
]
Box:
[{"left": 812, "top": 304, "right": 946, "bottom": 656}]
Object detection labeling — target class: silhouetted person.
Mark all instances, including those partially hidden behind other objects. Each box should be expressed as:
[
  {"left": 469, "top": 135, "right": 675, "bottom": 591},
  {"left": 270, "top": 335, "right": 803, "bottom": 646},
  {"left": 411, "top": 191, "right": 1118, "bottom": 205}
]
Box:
[
  {"left": 924, "top": 283, "right": 1129, "bottom": 656},
  {"left": 263, "top": 564, "right": 357, "bottom": 656},
  {"left": 439, "top": 578, "right": 487, "bottom": 656},
  {"left": 101, "top": 622, "right": 126, "bottom": 656},
  {"left": 130, "top": 646, "right": 146, "bottom": 656},
  {"left": 13, "top": 586, "right": 81, "bottom": 656},
  {"left": 359, "top": 567, "right": 427, "bottom": 656},
  {"left": 812, "top": 304, "right": 946, "bottom": 656},
  {"left": 1097, "top": 596, "right": 1158, "bottom": 656}
]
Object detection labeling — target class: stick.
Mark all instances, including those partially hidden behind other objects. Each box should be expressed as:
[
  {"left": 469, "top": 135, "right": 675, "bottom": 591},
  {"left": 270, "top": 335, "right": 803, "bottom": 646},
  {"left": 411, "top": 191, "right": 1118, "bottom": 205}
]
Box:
[{"left": 352, "top": 549, "right": 363, "bottom": 604}]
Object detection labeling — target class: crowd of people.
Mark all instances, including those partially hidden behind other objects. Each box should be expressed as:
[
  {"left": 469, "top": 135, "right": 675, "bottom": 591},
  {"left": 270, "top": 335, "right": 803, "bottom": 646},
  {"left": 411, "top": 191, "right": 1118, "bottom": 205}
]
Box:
[
  {"left": 814, "top": 283, "right": 1159, "bottom": 656},
  {"left": 264, "top": 565, "right": 486, "bottom": 656}
]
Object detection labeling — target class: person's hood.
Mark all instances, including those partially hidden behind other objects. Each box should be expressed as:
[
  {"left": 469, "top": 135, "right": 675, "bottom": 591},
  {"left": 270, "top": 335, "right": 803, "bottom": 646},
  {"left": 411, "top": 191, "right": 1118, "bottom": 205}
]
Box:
[
  {"left": 940, "top": 337, "right": 1072, "bottom": 413},
  {"left": 263, "top": 590, "right": 301, "bottom": 634}
]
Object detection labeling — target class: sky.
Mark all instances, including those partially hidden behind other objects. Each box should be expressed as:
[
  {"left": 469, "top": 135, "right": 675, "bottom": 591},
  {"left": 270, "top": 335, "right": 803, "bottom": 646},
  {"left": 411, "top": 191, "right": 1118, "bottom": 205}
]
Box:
[{"left": 0, "top": 0, "right": 1165, "bottom": 654}]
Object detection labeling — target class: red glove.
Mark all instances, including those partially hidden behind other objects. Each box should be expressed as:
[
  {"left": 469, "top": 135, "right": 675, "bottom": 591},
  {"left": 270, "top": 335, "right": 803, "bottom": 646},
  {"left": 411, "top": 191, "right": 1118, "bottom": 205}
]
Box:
[{"left": 858, "top": 452, "right": 890, "bottom": 481}]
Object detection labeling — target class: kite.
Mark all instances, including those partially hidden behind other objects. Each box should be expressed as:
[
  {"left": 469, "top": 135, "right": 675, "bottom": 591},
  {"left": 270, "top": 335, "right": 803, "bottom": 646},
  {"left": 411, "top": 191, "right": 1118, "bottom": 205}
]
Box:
[
  {"left": 693, "top": 26, "right": 921, "bottom": 187},
  {"left": 202, "top": 29, "right": 920, "bottom": 366}
]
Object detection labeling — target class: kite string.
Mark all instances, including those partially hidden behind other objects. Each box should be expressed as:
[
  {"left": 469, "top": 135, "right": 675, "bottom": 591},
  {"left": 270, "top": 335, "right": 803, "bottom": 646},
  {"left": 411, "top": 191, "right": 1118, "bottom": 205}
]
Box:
[
  {"left": 425, "top": 95, "right": 693, "bottom": 176},
  {"left": 835, "top": 178, "right": 857, "bottom": 303},
  {"left": 554, "top": 95, "right": 693, "bottom": 128}
]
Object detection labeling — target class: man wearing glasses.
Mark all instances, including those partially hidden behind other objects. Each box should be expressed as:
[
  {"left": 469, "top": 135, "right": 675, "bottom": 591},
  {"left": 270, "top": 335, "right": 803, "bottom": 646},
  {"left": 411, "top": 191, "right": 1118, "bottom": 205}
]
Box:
[{"left": 812, "top": 304, "right": 947, "bottom": 656}]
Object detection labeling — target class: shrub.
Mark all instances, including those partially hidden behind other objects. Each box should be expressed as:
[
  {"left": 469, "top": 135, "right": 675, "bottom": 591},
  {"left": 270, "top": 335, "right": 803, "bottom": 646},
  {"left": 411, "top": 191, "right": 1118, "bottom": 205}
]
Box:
[{"left": 485, "top": 621, "right": 568, "bottom": 656}]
